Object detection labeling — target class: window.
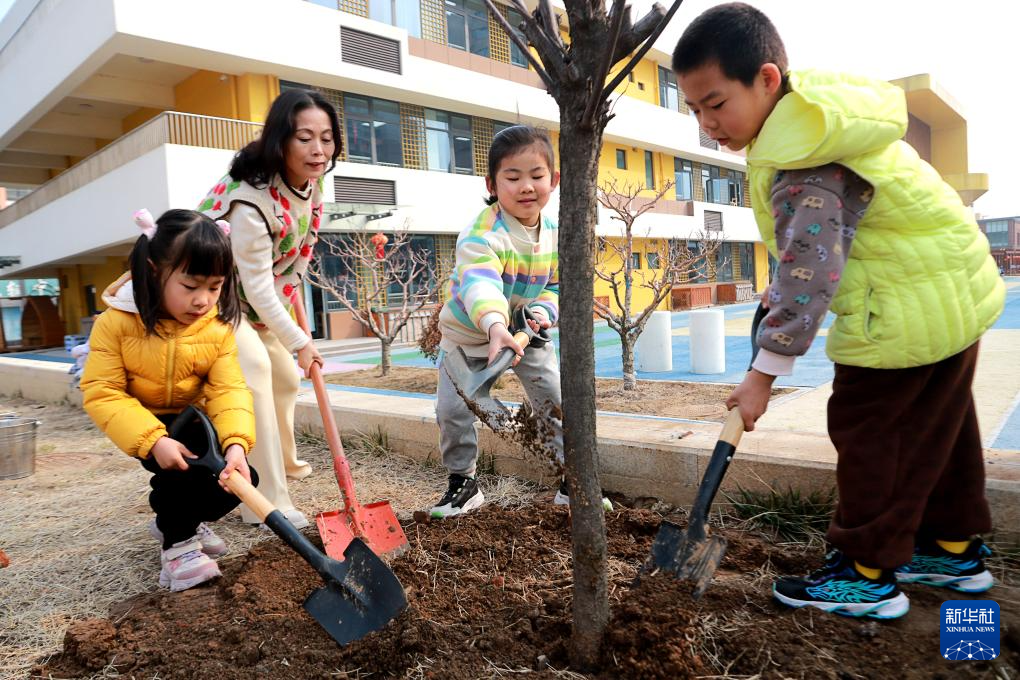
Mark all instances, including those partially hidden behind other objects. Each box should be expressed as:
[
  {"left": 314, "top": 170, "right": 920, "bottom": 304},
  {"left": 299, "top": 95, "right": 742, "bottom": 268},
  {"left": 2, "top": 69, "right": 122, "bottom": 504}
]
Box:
[
  {"left": 674, "top": 158, "right": 693, "bottom": 200},
  {"left": 688, "top": 240, "right": 708, "bottom": 282},
  {"left": 644, "top": 151, "right": 655, "bottom": 189},
  {"left": 728, "top": 171, "right": 744, "bottom": 206},
  {"left": 369, "top": 0, "right": 422, "bottom": 37},
  {"left": 446, "top": 0, "right": 489, "bottom": 57},
  {"left": 646, "top": 251, "right": 660, "bottom": 270},
  {"left": 343, "top": 95, "right": 402, "bottom": 166},
  {"left": 426, "top": 109, "right": 473, "bottom": 174},
  {"left": 737, "top": 242, "right": 755, "bottom": 282},
  {"left": 657, "top": 66, "right": 682, "bottom": 112},
  {"left": 493, "top": 121, "right": 514, "bottom": 136},
  {"left": 631, "top": 252, "right": 642, "bottom": 270},
  {"left": 716, "top": 242, "right": 733, "bottom": 282},
  {"left": 984, "top": 219, "right": 1009, "bottom": 248},
  {"left": 616, "top": 149, "right": 627, "bottom": 170},
  {"left": 701, "top": 164, "right": 731, "bottom": 205},
  {"left": 506, "top": 7, "right": 528, "bottom": 67}
]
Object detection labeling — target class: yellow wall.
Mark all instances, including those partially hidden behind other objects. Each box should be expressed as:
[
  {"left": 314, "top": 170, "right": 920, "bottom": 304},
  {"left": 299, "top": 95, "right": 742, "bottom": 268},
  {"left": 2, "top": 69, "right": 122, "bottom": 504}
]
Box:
[
  {"left": 57, "top": 258, "right": 130, "bottom": 333},
  {"left": 593, "top": 237, "right": 673, "bottom": 315},
  {"left": 122, "top": 107, "right": 164, "bottom": 134},
  {"left": 607, "top": 57, "right": 658, "bottom": 105},
  {"left": 236, "top": 74, "right": 280, "bottom": 122},
  {"left": 753, "top": 242, "right": 769, "bottom": 292},
  {"left": 174, "top": 70, "right": 240, "bottom": 119}
]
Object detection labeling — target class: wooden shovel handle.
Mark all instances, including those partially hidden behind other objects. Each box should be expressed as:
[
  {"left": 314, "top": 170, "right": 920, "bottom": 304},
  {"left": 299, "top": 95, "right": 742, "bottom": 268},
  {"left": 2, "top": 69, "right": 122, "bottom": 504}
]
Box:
[
  {"left": 223, "top": 470, "right": 276, "bottom": 521},
  {"left": 512, "top": 330, "right": 529, "bottom": 350},
  {"left": 719, "top": 407, "right": 745, "bottom": 447}
]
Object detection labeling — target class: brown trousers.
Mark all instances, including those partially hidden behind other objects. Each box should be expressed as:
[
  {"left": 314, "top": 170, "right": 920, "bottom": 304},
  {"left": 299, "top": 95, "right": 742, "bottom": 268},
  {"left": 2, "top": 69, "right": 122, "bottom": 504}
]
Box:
[{"left": 826, "top": 342, "right": 992, "bottom": 569}]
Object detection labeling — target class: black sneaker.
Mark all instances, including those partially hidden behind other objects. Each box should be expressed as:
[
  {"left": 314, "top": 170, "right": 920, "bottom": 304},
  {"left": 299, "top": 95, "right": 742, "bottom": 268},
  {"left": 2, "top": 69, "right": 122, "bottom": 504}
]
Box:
[
  {"left": 895, "top": 538, "right": 994, "bottom": 593},
  {"left": 553, "top": 478, "right": 613, "bottom": 512},
  {"left": 430, "top": 474, "right": 484, "bottom": 519},
  {"left": 773, "top": 549, "right": 910, "bottom": 620}
]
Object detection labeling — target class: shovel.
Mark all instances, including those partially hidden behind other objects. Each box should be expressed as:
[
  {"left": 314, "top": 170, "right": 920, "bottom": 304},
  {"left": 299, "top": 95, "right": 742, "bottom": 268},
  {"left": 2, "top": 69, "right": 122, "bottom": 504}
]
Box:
[
  {"left": 169, "top": 406, "right": 407, "bottom": 644},
  {"left": 646, "top": 301, "right": 768, "bottom": 597},
  {"left": 441, "top": 305, "right": 549, "bottom": 429},
  {"left": 292, "top": 301, "right": 408, "bottom": 562}
]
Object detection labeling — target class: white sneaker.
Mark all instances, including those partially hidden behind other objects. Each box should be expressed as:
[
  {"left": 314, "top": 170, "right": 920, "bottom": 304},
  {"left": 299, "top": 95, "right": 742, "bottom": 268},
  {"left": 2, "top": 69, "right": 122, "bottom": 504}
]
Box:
[
  {"left": 149, "top": 519, "right": 227, "bottom": 557},
  {"left": 554, "top": 480, "right": 613, "bottom": 512},
  {"left": 159, "top": 537, "right": 221, "bottom": 592},
  {"left": 286, "top": 460, "right": 313, "bottom": 481}
]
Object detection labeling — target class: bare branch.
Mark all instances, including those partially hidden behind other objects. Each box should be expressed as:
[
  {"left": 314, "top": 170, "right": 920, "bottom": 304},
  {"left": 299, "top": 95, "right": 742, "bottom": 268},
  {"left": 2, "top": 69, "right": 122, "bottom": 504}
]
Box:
[
  {"left": 601, "top": 0, "right": 685, "bottom": 100},
  {"left": 581, "top": 0, "right": 626, "bottom": 130},
  {"left": 537, "top": 0, "right": 564, "bottom": 50},
  {"left": 482, "top": 0, "right": 556, "bottom": 90}
]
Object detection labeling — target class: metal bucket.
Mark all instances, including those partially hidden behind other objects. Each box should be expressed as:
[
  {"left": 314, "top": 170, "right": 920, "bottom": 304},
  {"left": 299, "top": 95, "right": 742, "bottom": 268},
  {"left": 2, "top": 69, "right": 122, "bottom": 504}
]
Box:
[{"left": 0, "top": 417, "right": 39, "bottom": 480}]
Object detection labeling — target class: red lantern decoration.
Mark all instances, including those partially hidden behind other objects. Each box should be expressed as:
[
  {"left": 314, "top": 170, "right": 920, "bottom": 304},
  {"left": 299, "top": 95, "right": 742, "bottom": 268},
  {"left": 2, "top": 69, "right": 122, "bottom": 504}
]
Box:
[{"left": 370, "top": 232, "right": 388, "bottom": 260}]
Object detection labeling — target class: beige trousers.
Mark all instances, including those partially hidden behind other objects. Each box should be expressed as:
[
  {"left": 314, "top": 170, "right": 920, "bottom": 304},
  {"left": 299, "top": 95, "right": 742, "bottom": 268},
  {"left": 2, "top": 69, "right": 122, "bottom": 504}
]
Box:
[{"left": 233, "top": 319, "right": 311, "bottom": 523}]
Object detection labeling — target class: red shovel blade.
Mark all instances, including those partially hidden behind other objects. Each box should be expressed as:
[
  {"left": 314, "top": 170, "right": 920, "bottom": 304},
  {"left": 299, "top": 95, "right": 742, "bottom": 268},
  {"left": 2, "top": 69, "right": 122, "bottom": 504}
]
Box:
[{"left": 317, "top": 501, "right": 408, "bottom": 562}]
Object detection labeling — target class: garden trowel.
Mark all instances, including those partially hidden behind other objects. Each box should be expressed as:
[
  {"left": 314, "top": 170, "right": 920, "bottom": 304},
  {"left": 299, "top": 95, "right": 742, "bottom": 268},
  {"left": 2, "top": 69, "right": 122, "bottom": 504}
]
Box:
[
  {"left": 170, "top": 406, "right": 407, "bottom": 645},
  {"left": 646, "top": 301, "right": 767, "bottom": 597},
  {"left": 441, "top": 306, "right": 549, "bottom": 428}
]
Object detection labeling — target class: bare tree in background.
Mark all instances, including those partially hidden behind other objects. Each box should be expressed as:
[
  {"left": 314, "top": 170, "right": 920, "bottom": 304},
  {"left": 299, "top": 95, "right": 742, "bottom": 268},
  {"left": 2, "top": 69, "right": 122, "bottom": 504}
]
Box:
[
  {"left": 306, "top": 228, "right": 439, "bottom": 376},
  {"left": 595, "top": 177, "right": 721, "bottom": 390},
  {"left": 481, "top": 0, "right": 686, "bottom": 666}
]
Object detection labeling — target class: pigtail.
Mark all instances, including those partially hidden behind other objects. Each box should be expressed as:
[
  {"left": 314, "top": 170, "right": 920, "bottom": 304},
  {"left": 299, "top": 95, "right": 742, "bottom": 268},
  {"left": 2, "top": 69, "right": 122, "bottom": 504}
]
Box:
[{"left": 128, "top": 234, "right": 163, "bottom": 336}]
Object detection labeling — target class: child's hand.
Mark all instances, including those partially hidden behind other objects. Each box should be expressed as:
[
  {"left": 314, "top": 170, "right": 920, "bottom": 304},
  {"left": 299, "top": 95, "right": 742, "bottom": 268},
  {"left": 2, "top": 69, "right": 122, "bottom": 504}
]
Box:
[
  {"left": 725, "top": 369, "right": 776, "bottom": 431},
  {"left": 219, "top": 444, "right": 251, "bottom": 493},
  {"left": 487, "top": 322, "right": 525, "bottom": 367},
  {"left": 150, "top": 436, "right": 197, "bottom": 471},
  {"left": 526, "top": 315, "right": 552, "bottom": 333},
  {"left": 296, "top": 340, "right": 324, "bottom": 377}
]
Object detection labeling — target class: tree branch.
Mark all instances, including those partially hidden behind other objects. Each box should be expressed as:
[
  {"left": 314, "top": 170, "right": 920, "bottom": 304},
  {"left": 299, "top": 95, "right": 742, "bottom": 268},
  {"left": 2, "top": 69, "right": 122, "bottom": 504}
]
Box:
[
  {"left": 482, "top": 0, "right": 556, "bottom": 90},
  {"left": 601, "top": 0, "right": 685, "bottom": 100},
  {"left": 580, "top": 0, "right": 626, "bottom": 130}
]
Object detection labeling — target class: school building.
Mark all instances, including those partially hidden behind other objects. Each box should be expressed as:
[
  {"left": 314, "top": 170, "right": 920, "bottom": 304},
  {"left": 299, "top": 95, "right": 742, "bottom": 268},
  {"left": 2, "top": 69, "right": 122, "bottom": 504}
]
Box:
[
  {"left": 976, "top": 216, "right": 1020, "bottom": 275},
  {"left": 0, "top": 0, "right": 989, "bottom": 346}
]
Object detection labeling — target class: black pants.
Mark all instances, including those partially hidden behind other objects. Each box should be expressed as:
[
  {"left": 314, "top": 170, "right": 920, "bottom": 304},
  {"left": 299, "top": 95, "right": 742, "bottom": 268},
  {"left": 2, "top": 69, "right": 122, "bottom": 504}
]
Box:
[
  {"left": 826, "top": 342, "right": 991, "bottom": 569},
  {"left": 141, "top": 412, "right": 259, "bottom": 548}
]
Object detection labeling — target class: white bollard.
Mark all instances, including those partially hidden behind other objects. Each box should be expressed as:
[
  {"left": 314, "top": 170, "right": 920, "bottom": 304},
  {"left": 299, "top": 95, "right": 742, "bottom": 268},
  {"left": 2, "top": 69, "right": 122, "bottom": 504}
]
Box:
[
  {"left": 690, "top": 309, "right": 725, "bottom": 374},
  {"left": 635, "top": 310, "right": 673, "bottom": 372}
]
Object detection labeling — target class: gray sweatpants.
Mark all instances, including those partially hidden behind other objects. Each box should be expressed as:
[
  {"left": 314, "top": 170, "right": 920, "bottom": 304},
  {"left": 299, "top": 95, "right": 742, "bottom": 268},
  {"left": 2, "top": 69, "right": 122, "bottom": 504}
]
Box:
[{"left": 436, "top": 342, "right": 563, "bottom": 477}]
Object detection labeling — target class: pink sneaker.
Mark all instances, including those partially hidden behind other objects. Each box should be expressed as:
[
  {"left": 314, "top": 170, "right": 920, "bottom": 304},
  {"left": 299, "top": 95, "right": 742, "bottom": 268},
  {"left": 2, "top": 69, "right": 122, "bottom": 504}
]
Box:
[
  {"left": 158, "top": 537, "right": 221, "bottom": 592},
  {"left": 149, "top": 519, "right": 227, "bottom": 557}
]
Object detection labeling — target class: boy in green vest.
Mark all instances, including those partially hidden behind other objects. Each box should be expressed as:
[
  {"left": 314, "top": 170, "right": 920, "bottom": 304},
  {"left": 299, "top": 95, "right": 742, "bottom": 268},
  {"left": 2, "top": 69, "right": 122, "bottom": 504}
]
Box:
[{"left": 673, "top": 2, "right": 1004, "bottom": 620}]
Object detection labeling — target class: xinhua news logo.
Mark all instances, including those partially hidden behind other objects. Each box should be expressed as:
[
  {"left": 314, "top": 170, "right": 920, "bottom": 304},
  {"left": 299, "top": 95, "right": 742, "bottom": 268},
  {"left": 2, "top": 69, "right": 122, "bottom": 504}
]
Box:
[{"left": 940, "top": 600, "right": 999, "bottom": 661}]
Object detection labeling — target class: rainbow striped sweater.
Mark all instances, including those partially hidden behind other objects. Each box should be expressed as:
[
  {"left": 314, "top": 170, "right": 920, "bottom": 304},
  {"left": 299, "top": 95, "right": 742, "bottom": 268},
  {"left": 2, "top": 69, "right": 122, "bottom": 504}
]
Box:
[{"left": 438, "top": 204, "right": 559, "bottom": 357}]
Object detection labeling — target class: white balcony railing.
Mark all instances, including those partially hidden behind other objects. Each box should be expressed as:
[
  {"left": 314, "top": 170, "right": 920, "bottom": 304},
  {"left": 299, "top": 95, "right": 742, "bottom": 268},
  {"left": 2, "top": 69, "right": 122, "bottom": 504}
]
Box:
[{"left": 0, "top": 112, "right": 264, "bottom": 228}]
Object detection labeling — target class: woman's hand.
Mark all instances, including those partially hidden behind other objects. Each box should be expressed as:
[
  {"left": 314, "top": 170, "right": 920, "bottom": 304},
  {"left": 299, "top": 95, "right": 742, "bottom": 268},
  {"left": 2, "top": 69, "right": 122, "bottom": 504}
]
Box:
[
  {"left": 150, "top": 436, "right": 196, "bottom": 471},
  {"left": 296, "top": 340, "right": 324, "bottom": 377},
  {"left": 219, "top": 444, "right": 251, "bottom": 493},
  {"left": 487, "top": 323, "right": 525, "bottom": 367},
  {"left": 725, "top": 369, "right": 776, "bottom": 432}
]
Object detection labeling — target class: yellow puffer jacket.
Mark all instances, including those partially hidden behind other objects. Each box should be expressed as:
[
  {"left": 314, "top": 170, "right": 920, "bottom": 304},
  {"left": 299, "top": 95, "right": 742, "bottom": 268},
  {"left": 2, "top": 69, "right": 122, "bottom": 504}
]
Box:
[
  {"left": 747, "top": 70, "right": 1004, "bottom": 368},
  {"left": 81, "top": 273, "right": 255, "bottom": 459}
]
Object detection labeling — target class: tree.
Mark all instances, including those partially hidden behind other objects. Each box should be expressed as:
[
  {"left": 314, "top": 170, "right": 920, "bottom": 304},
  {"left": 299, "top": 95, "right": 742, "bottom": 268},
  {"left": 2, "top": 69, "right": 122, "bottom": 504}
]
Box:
[
  {"left": 595, "top": 177, "right": 721, "bottom": 390},
  {"left": 306, "top": 228, "right": 439, "bottom": 375},
  {"left": 481, "top": 0, "right": 685, "bottom": 666}
]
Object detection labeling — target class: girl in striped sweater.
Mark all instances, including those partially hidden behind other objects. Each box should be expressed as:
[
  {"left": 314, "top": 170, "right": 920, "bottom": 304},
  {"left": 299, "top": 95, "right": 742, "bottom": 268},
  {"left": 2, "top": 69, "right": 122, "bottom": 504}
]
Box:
[{"left": 431, "top": 125, "right": 605, "bottom": 517}]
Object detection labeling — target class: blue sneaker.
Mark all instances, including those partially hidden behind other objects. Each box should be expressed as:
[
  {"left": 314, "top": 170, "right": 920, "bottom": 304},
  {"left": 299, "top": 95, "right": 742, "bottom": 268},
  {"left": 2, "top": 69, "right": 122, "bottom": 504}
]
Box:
[
  {"left": 895, "top": 538, "right": 994, "bottom": 593},
  {"left": 773, "top": 550, "right": 910, "bottom": 620}
]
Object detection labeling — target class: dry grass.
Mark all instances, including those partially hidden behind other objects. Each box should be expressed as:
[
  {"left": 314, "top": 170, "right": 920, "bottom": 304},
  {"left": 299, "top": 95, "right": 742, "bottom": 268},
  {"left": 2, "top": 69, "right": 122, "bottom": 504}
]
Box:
[{"left": 0, "top": 396, "right": 538, "bottom": 679}]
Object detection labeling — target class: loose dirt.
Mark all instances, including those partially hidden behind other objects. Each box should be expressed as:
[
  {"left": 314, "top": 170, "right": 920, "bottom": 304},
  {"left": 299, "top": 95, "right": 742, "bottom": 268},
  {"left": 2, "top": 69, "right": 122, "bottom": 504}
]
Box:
[
  {"left": 37, "top": 504, "right": 1019, "bottom": 679},
  {"left": 326, "top": 366, "right": 793, "bottom": 422}
]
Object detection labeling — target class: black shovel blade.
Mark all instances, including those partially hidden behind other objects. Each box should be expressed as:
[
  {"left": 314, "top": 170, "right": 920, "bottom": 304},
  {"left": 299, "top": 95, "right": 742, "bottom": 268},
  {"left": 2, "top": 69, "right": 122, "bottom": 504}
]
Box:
[
  {"left": 649, "top": 520, "right": 728, "bottom": 599},
  {"left": 303, "top": 537, "right": 408, "bottom": 645}
]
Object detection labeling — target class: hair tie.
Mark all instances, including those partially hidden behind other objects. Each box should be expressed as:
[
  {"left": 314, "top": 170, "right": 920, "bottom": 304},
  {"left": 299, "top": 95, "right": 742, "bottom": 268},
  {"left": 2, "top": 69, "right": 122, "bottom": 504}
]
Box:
[
  {"left": 134, "top": 209, "right": 157, "bottom": 240},
  {"left": 215, "top": 219, "right": 231, "bottom": 236}
]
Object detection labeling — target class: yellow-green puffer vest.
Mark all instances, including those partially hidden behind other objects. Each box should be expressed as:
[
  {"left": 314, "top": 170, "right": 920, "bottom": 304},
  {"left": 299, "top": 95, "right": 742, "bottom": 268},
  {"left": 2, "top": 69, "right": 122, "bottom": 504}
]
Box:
[
  {"left": 747, "top": 69, "right": 1004, "bottom": 368},
  {"left": 81, "top": 273, "right": 255, "bottom": 459}
]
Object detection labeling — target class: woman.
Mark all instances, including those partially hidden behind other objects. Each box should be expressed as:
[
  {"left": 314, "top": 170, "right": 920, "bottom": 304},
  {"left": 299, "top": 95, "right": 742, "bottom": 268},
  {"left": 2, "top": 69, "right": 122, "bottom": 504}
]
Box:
[{"left": 200, "top": 89, "right": 341, "bottom": 527}]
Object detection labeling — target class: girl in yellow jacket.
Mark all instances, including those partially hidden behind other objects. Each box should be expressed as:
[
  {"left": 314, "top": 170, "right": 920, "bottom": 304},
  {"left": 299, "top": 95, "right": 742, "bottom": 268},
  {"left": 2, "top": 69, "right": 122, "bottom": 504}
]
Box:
[{"left": 81, "top": 208, "right": 257, "bottom": 592}]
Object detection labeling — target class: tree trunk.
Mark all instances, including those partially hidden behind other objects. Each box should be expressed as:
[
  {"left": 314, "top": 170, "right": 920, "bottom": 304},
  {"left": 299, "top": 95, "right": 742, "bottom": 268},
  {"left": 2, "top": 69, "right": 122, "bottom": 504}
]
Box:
[
  {"left": 379, "top": 339, "right": 392, "bottom": 376},
  {"left": 557, "top": 111, "right": 609, "bottom": 668},
  {"left": 621, "top": 332, "right": 636, "bottom": 390}
]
